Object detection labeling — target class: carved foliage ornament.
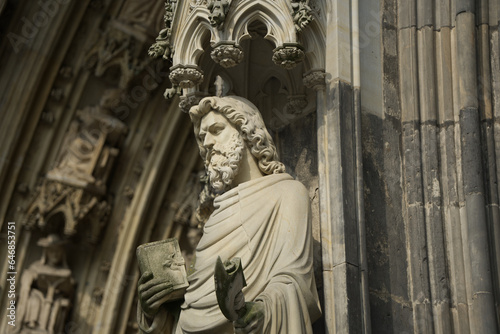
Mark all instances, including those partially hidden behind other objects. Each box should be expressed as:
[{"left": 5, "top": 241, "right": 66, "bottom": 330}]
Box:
[
  {"left": 284, "top": 95, "right": 308, "bottom": 115},
  {"left": 189, "top": 0, "right": 208, "bottom": 12},
  {"left": 169, "top": 65, "right": 204, "bottom": 89},
  {"left": 303, "top": 69, "right": 326, "bottom": 90},
  {"left": 210, "top": 43, "right": 244, "bottom": 68},
  {"left": 272, "top": 43, "right": 305, "bottom": 69},
  {"left": 148, "top": 0, "right": 178, "bottom": 60},
  {"left": 179, "top": 94, "right": 205, "bottom": 113}
]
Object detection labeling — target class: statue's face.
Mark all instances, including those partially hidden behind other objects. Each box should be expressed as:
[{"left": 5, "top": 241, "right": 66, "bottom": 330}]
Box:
[
  {"left": 199, "top": 111, "right": 239, "bottom": 151},
  {"left": 199, "top": 111, "right": 245, "bottom": 193},
  {"left": 46, "top": 246, "right": 63, "bottom": 266}
]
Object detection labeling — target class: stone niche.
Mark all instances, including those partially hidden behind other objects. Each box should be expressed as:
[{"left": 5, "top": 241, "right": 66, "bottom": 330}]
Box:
[
  {"left": 169, "top": 0, "right": 324, "bottom": 291},
  {"left": 25, "top": 95, "right": 128, "bottom": 243}
]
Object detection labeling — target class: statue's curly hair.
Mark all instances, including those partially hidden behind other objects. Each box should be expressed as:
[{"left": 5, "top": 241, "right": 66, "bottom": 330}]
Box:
[{"left": 189, "top": 96, "right": 285, "bottom": 175}]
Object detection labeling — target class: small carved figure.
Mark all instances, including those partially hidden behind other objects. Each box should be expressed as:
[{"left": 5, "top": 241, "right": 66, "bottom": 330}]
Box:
[
  {"left": 55, "top": 126, "right": 99, "bottom": 184},
  {"left": 148, "top": 1, "right": 177, "bottom": 59},
  {"left": 14, "top": 234, "right": 75, "bottom": 334},
  {"left": 49, "top": 89, "right": 127, "bottom": 188},
  {"left": 291, "top": 0, "right": 314, "bottom": 32},
  {"left": 207, "top": 0, "right": 231, "bottom": 29}
]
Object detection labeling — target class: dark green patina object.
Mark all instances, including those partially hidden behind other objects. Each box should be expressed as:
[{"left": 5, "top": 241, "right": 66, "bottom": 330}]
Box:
[{"left": 214, "top": 256, "right": 247, "bottom": 321}]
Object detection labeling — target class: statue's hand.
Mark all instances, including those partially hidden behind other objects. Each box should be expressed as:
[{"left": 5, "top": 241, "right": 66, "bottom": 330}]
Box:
[
  {"left": 137, "top": 271, "right": 174, "bottom": 318},
  {"left": 233, "top": 301, "right": 265, "bottom": 334}
]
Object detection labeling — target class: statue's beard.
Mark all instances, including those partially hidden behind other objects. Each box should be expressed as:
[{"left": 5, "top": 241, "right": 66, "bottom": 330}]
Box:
[{"left": 205, "top": 133, "right": 245, "bottom": 194}]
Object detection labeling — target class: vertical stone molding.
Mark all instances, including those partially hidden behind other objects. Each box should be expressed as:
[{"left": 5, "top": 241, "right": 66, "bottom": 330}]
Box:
[{"left": 395, "top": 0, "right": 500, "bottom": 333}]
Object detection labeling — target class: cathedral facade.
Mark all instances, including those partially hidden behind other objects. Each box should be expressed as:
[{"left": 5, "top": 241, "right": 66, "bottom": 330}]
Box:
[{"left": 0, "top": 0, "right": 499, "bottom": 333}]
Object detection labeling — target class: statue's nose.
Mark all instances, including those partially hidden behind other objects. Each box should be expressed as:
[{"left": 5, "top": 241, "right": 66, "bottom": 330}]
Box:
[{"left": 203, "top": 133, "right": 215, "bottom": 148}]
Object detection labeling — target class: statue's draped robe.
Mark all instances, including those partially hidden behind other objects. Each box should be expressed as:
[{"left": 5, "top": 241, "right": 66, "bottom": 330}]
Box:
[{"left": 140, "top": 174, "right": 321, "bottom": 333}]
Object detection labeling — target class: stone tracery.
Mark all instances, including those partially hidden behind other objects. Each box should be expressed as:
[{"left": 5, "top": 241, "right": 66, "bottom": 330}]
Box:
[{"left": 149, "top": 0, "right": 325, "bottom": 129}]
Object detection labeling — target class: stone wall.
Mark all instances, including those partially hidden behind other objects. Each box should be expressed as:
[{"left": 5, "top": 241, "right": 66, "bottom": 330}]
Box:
[{"left": 362, "top": 0, "right": 500, "bottom": 332}]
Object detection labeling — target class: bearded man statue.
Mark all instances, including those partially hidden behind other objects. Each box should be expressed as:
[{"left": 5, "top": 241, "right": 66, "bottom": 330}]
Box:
[{"left": 137, "top": 96, "right": 321, "bottom": 334}]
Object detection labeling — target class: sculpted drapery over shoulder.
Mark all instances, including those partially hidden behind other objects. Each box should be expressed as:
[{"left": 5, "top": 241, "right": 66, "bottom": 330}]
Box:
[{"left": 137, "top": 96, "right": 321, "bottom": 334}]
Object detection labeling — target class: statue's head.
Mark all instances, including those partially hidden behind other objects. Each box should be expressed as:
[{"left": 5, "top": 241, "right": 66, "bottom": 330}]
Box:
[
  {"left": 45, "top": 246, "right": 64, "bottom": 266},
  {"left": 190, "top": 96, "right": 285, "bottom": 193},
  {"left": 37, "top": 234, "right": 67, "bottom": 267}
]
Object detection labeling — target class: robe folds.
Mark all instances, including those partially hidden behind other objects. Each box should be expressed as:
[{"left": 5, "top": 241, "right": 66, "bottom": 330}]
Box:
[{"left": 140, "top": 173, "right": 321, "bottom": 333}]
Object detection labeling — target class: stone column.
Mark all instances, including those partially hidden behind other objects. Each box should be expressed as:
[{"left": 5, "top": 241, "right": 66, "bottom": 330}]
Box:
[
  {"left": 456, "top": 1, "right": 498, "bottom": 332},
  {"left": 317, "top": 0, "right": 368, "bottom": 332}
]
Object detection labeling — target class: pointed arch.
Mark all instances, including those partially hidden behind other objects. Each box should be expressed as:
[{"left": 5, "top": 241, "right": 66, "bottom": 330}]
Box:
[
  {"left": 171, "top": 9, "right": 215, "bottom": 66},
  {"left": 227, "top": 1, "right": 297, "bottom": 47}
]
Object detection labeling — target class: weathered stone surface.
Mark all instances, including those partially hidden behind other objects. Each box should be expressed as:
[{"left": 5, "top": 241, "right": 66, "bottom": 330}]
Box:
[
  {"left": 417, "top": 0, "right": 433, "bottom": 28},
  {"left": 455, "top": 0, "right": 475, "bottom": 15},
  {"left": 397, "top": 0, "right": 416, "bottom": 29},
  {"left": 362, "top": 112, "right": 412, "bottom": 334}
]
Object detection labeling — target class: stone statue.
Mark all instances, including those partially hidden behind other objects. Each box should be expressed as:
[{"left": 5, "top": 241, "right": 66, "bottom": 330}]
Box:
[
  {"left": 137, "top": 96, "right": 321, "bottom": 333},
  {"left": 14, "top": 234, "right": 74, "bottom": 334}
]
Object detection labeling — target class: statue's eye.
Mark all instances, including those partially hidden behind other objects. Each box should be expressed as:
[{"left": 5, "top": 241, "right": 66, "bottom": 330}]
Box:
[{"left": 211, "top": 124, "right": 225, "bottom": 135}]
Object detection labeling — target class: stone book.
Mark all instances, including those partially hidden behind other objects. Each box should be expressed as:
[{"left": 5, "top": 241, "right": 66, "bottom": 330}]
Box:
[{"left": 136, "top": 238, "right": 189, "bottom": 302}]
